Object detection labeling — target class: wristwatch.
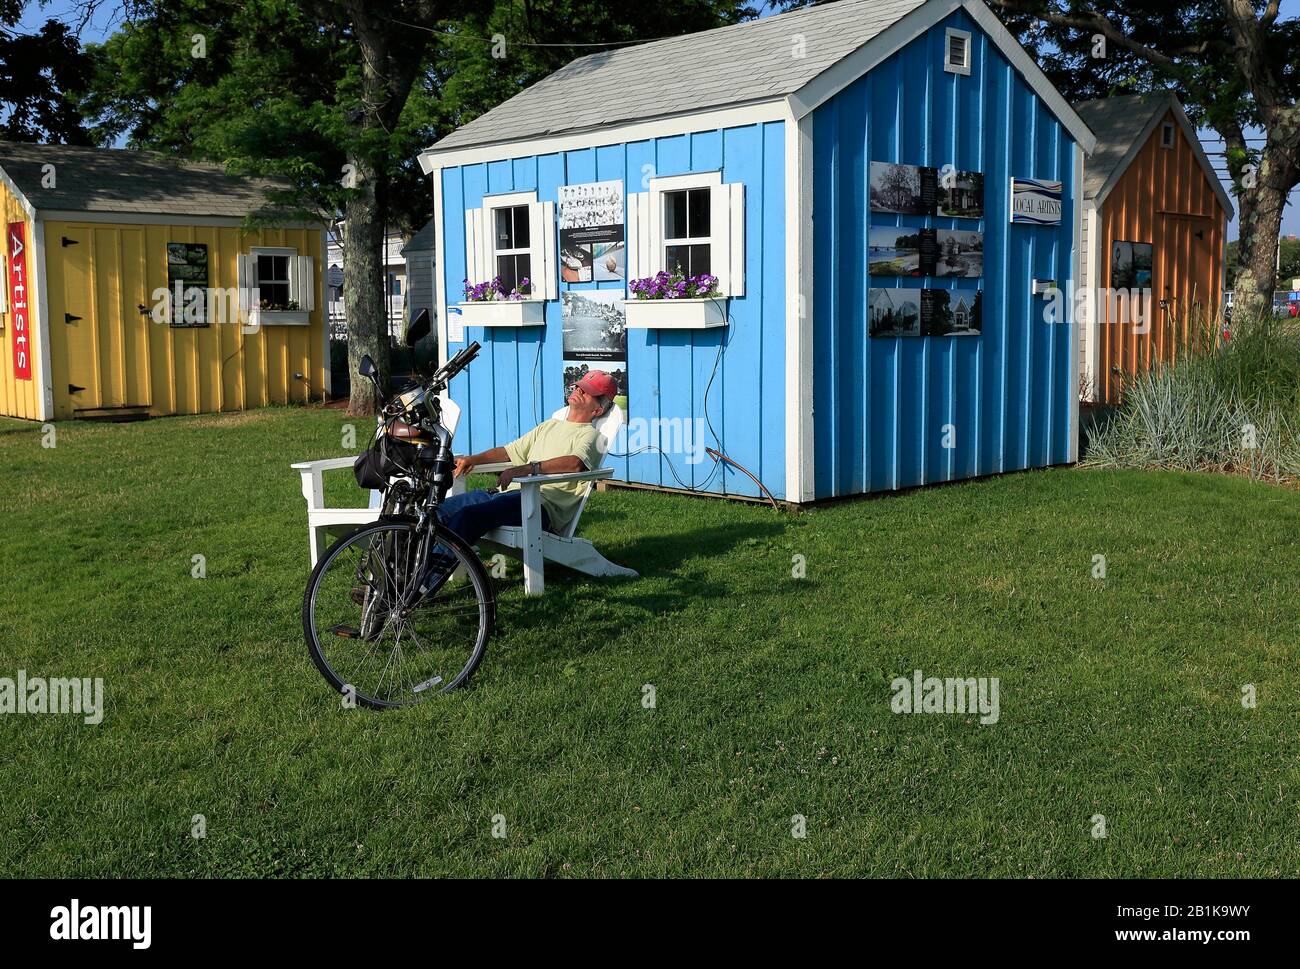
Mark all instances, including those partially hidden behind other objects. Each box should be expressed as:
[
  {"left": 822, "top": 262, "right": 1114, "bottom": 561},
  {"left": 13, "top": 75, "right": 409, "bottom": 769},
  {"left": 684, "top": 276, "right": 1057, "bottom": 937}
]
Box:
[{"left": 530, "top": 461, "right": 541, "bottom": 476}]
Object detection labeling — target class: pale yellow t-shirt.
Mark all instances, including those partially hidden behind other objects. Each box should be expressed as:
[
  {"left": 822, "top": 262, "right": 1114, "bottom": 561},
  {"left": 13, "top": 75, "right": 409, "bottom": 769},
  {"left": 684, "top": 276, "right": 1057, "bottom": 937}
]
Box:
[{"left": 503, "top": 418, "right": 605, "bottom": 532}]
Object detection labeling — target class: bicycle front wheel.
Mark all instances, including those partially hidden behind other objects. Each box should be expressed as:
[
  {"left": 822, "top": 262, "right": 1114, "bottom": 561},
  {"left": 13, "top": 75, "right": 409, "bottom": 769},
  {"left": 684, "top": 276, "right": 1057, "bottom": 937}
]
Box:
[{"left": 303, "top": 520, "right": 494, "bottom": 708}]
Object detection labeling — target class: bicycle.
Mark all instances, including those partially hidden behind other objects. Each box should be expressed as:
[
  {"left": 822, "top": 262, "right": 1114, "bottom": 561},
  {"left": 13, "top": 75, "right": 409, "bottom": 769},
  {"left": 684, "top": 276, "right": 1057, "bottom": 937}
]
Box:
[{"left": 302, "top": 313, "right": 491, "bottom": 709}]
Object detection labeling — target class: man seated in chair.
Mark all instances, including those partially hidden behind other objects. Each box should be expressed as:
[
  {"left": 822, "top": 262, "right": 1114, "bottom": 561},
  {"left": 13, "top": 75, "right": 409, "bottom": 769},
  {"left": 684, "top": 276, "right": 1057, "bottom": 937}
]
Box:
[{"left": 440, "top": 369, "right": 618, "bottom": 549}]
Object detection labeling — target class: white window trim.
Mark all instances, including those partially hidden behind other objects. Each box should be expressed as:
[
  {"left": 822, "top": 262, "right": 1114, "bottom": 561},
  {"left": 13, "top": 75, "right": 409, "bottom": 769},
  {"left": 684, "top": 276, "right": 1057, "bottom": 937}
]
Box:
[
  {"left": 238, "top": 246, "right": 316, "bottom": 323},
  {"left": 1161, "top": 122, "right": 1175, "bottom": 149},
  {"left": 464, "top": 190, "right": 557, "bottom": 301},
  {"left": 660, "top": 183, "right": 716, "bottom": 279},
  {"left": 629, "top": 171, "right": 745, "bottom": 297},
  {"left": 944, "top": 28, "right": 972, "bottom": 76}
]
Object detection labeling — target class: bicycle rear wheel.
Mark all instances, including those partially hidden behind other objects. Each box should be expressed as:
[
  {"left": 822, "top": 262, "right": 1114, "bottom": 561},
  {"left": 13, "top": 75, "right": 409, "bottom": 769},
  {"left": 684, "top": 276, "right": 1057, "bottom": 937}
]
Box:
[{"left": 303, "top": 520, "right": 494, "bottom": 708}]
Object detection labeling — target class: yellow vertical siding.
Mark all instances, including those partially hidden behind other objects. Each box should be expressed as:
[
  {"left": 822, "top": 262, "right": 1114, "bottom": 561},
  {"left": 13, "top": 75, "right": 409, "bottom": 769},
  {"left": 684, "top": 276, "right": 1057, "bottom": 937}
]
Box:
[
  {"left": 45, "top": 220, "right": 325, "bottom": 418},
  {"left": 0, "top": 178, "right": 41, "bottom": 420}
]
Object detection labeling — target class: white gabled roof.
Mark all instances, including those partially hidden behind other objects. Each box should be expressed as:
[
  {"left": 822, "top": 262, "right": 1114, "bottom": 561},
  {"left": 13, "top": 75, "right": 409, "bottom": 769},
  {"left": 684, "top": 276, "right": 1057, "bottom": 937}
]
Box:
[{"left": 421, "top": 0, "right": 1096, "bottom": 170}]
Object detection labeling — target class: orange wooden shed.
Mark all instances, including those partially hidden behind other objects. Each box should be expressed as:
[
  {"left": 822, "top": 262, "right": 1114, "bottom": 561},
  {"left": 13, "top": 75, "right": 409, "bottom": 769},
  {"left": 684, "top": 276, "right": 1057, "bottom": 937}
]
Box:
[{"left": 1073, "top": 93, "right": 1234, "bottom": 404}]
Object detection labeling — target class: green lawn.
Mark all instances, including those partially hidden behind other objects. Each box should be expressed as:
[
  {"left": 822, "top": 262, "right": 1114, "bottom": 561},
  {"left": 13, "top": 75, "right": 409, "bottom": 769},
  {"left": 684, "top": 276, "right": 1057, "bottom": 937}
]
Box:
[{"left": 1, "top": 407, "right": 1297, "bottom": 877}]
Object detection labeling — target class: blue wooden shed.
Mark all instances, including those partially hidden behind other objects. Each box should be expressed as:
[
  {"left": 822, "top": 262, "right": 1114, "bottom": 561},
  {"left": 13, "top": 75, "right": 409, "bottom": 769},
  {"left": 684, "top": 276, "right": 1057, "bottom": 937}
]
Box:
[{"left": 418, "top": 0, "right": 1096, "bottom": 505}]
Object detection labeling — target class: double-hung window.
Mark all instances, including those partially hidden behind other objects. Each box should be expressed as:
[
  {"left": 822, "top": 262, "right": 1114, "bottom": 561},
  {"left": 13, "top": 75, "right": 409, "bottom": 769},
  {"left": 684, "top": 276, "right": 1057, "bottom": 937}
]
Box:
[
  {"left": 463, "top": 191, "right": 557, "bottom": 301},
  {"left": 627, "top": 171, "right": 745, "bottom": 297}
]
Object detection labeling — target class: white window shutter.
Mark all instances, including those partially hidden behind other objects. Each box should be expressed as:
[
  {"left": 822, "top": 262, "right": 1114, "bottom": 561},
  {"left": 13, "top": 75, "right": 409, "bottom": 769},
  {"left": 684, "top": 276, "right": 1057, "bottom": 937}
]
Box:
[
  {"left": 527, "top": 201, "right": 545, "bottom": 299},
  {"left": 729, "top": 182, "right": 745, "bottom": 298},
  {"left": 540, "top": 200, "right": 557, "bottom": 300},
  {"left": 237, "top": 254, "right": 255, "bottom": 318},
  {"left": 296, "top": 255, "right": 316, "bottom": 311},
  {"left": 465, "top": 208, "right": 489, "bottom": 286},
  {"left": 710, "top": 184, "right": 731, "bottom": 296},
  {"left": 626, "top": 191, "right": 652, "bottom": 283}
]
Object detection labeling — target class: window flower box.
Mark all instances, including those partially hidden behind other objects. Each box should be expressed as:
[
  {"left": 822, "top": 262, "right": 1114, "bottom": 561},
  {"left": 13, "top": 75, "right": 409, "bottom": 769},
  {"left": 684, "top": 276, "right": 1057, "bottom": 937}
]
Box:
[
  {"left": 622, "top": 297, "right": 726, "bottom": 329},
  {"left": 250, "top": 308, "right": 310, "bottom": 326},
  {"left": 454, "top": 299, "right": 546, "bottom": 327}
]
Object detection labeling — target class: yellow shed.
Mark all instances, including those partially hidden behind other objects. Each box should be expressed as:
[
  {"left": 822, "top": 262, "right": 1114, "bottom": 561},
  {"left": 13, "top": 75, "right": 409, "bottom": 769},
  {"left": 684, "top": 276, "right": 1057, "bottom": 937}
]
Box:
[{"left": 0, "top": 143, "right": 328, "bottom": 421}]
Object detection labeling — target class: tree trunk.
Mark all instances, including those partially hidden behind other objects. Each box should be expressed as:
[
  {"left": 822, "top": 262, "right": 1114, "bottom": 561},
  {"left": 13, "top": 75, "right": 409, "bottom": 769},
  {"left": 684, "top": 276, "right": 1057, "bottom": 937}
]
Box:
[
  {"left": 1232, "top": 140, "right": 1297, "bottom": 319},
  {"left": 344, "top": 151, "right": 388, "bottom": 416}
]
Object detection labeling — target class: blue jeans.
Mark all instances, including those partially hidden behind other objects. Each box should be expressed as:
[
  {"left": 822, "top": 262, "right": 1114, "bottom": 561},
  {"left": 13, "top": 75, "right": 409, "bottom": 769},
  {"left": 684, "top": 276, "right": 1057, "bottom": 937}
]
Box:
[{"left": 436, "top": 489, "right": 552, "bottom": 548}]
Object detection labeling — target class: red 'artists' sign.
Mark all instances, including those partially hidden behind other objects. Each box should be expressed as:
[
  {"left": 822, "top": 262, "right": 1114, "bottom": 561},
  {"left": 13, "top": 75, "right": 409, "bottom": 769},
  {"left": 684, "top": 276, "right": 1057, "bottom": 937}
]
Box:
[{"left": 7, "top": 221, "right": 31, "bottom": 381}]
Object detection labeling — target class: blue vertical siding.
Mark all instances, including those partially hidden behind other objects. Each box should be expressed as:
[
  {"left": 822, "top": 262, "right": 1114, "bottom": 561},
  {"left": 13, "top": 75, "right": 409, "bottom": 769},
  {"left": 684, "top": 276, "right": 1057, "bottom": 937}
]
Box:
[
  {"left": 812, "top": 8, "right": 1078, "bottom": 499},
  {"left": 439, "top": 121, "right": 787, "bottom": 500}
]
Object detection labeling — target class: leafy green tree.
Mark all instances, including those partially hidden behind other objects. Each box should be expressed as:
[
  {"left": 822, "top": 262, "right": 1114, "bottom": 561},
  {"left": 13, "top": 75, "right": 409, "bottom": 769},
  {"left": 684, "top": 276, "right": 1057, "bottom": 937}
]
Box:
[
  {"left": 85, "top": 0, "right": 752, "bottom": 413},
  {"left": 0, "top": 0, "right": 95, "bottom": 142}
]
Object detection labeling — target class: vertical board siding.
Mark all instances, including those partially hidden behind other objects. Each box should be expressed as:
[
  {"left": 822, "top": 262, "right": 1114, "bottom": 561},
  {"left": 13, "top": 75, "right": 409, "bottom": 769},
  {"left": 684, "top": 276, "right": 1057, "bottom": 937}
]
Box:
[
  {"left": 440, "top": 120, "right": 787, "bottom": 499},
  {"left": 1093, "top": 110, "right": 1228, "bottom": 404},
  {"left": 43, "top": 221, "right": 325, "bottom": 419},
  {"left": 812, "top": 8, "right": 1079, "bottom": 498}
]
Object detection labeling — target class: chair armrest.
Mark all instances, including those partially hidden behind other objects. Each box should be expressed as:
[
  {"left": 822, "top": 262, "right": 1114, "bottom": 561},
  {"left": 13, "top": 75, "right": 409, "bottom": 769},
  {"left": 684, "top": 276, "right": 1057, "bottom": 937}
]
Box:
[
  {"left": 471, "top": 461, "right": 512, "bottom": 473},
  {"left": 291, "top": 456, "right": 358, "bottom": 472},
  {"left": 514, "top": 467, "right": 614, "bottom": 486}
]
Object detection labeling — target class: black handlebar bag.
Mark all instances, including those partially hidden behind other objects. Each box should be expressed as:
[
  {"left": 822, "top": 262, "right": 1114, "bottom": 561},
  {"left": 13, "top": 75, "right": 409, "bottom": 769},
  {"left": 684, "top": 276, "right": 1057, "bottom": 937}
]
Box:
[{"left": 354, "top": 434, "right": 420, "bottom": 491}]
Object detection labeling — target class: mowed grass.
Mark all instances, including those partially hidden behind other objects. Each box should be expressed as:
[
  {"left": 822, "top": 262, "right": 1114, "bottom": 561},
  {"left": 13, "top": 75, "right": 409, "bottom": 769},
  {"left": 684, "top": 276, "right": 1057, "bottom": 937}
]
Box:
[{"left": 1, "top": 407, "right": 1297, "bottom": 878}]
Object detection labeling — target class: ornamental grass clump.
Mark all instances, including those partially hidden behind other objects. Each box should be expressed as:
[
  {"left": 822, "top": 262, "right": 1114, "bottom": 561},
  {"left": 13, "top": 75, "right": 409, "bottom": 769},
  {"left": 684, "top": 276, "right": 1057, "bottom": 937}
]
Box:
[
  {"left": 463, "top": 276, "right": 530, "bottom": 301},
  {"left": 1085, "top": 310, "right": 1300, "bottom": 484},
  {"left": 628, "top": 271, "right": 720, "bottom": 299}
]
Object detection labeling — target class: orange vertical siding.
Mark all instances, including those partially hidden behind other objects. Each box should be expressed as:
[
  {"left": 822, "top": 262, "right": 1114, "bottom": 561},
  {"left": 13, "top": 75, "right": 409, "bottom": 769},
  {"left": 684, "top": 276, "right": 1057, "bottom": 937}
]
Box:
[{"left": 1094, "top": 110, "right": 1228, "bottom": 403}]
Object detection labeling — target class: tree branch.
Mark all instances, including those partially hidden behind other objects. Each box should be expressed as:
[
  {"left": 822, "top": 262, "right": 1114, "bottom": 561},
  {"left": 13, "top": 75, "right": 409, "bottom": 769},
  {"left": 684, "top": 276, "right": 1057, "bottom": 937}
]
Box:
[{"left": 988, "top": 0, "right": 1179, "bottom": 70}]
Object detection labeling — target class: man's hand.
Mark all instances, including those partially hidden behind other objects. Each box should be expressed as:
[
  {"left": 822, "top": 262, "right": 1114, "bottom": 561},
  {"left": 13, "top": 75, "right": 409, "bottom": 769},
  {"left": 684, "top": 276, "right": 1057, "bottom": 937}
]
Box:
[
  {"left": 453, "top": 455, "right": 476, "bottom": 478},
  {"left": 496, "top": 466, "right": 524, "bottom": 489}
]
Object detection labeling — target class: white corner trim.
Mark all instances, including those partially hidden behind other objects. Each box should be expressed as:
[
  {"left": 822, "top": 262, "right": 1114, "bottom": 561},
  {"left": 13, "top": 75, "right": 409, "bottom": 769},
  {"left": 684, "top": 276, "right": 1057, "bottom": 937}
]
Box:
[
  {"left": 433, "top": 174, "right": 450, "bottom": 368},
  {"left": 419, "top": 101, "right": 789, "bottom": 174},
  {"left": 30, "top": 219, "right": 53, "bottom": 421},
  {"left": 1070, "top": 143, "right": 1083, "bottom": 461},
  {"left": 944, "top": 27, "right": 973, "bottom": 76},
  {"left": 1083, "top": 202, "right": 1100, "bottom": 403},
  {"left": 784, "top": 106, "right": 815, "bottom": 504}
]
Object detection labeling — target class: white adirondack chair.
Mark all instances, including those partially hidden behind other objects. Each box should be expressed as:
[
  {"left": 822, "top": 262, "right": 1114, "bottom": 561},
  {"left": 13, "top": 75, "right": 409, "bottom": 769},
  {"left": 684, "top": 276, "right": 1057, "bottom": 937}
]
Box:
[{"left": 291, "top": 398, "right": 637, "bottom": 596}]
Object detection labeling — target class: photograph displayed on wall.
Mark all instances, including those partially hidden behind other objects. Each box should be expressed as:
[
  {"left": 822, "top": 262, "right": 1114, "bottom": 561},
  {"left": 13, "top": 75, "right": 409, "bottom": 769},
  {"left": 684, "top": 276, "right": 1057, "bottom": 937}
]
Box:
[
  {"left": 559, "top": 180, "right": 625, "bottom": 283},
  {"left": 921, "top": 289, "right": 982, "bottom": 336},
  {"left": 871, "top": 162, "right": 984, "bottom": 219},
  {"left": 935, "top": 229, "right": 983, "bottom": 277},
  {"left": 1111, "top": 241, "right": 1153, "bottom": 289},
  {"left": 940, "top": 171, "right": 984, "bottom": 219},
  {"left": 166, "top": 242, "right": 209, "bottom": 327},
  {"left": 870, "top": 228, "right": 983, "bottom": 278},
  {"left": 563, "top": 289, "right": 628, "bottom": 406},
  {"left": 870, "top": 161, "right": 931, "bottom": 216},
  {"left": 869, "top": 227, "right": 924, "bottom": 275},
  {"left": 868, "top": 287, "right": 922, "bottom": 337},
  {"left": 869, "top": 287, "right": 983, "bottom": 337}
]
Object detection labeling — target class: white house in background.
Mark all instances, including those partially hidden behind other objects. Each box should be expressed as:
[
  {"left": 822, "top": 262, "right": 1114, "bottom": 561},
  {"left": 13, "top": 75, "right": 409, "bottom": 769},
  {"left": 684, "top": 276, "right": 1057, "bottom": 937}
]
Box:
[{"left": 326, "top": 228, "right": 408, "bottom": 337}]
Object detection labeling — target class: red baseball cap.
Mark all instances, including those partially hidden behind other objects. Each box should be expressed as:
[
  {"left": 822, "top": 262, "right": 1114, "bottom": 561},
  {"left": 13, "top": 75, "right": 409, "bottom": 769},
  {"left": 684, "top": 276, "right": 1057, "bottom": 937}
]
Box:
[{"left": 576, "top": 370, "right": 618, "bottom": 398}]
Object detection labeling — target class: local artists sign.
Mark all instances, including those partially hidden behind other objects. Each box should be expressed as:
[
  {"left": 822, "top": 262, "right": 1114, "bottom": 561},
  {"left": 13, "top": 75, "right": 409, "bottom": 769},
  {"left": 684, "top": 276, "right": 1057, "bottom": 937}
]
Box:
[
  {"left": 1010, "top": 178, "right": 1063, "bottom": 225},
  {"left": 6, "top": 222, "right": 31, "bottom": 381}
]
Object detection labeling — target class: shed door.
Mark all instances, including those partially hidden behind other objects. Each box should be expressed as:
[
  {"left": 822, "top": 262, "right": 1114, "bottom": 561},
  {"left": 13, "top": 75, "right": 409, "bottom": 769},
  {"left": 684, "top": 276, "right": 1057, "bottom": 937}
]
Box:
[
  {"left": 51, "top": 225, "right": 150, "bottom": 415},
  {"left": 55, "top": 230, "right": 98, "bottom": 412}
]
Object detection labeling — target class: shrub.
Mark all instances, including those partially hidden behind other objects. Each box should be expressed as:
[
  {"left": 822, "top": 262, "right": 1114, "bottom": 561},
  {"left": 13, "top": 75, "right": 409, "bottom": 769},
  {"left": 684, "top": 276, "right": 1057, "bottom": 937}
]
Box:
[{"left": 1084, "top": 312, "right": 1300, "bottom": 483}]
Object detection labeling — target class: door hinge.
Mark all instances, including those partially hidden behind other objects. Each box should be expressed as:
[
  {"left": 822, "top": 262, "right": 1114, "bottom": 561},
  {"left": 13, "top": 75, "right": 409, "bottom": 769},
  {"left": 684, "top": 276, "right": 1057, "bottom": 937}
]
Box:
[
  {"left": 61, "top": 236, "right": 79, "bottom": 247},
  {"left": 65, "top": 313, "right": 82, "bottom": 324},
  {"left": 68, "top": 384, "right": 85, "bottom": 394}
]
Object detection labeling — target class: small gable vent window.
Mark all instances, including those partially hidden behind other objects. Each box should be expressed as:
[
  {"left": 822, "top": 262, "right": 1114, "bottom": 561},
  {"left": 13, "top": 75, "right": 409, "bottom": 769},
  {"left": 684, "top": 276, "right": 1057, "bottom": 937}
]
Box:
[
  {"left": 944, "top": 28, "right": 971, "bottom": 76},
  {"left": 1161, "top": 122, "right": 1175, "bottom": 149}
]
